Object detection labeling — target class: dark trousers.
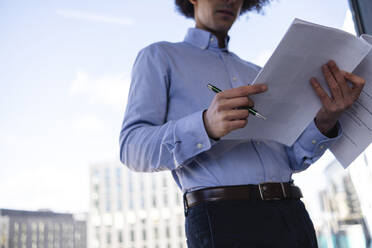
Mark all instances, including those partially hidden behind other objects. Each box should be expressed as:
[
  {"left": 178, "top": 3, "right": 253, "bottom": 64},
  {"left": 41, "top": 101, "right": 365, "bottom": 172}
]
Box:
[{"left": 184, "top": 198, "right": 318, "bottom": 248}]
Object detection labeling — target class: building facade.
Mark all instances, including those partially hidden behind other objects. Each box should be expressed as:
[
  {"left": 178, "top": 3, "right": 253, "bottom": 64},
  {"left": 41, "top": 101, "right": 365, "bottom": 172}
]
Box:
[
  {"left": 89, "top": 162, "right": 186, "bottom": 248},
  {"left": 0, "top": 209, "right": 87, "bottom": 248},
  {"left": 317, "top": 159, "right": 371, "bottom": 248},
  {"left": 0, "top": 216, "right": 9, "bottom": 248},
  {"left": 348, "top": 152, "right": 372, "bottom": 238}
]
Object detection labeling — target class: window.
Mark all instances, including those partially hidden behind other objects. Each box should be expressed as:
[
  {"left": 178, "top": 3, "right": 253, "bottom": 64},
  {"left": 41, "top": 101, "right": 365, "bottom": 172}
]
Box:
[
  {"left": 93, "top": 169, "right": 100, "bottom": 180},
  {"left": 130, "top": 227, "right": 135, "bottom": 242},
  {"left": 163, "top": 193, "right": 168, "bottom": 206},
  {"left": 116, "top": 167, "right": 123, "bottom": 211},
  {"left": 152, "top": 194, "right": 157, "bottom": 208},
  {"left": 118, "top": 230, "right": 123, "bottom": 243},
  {"left": 154, "top": 227, "right": 159, "bottom": 240},
  {"left": 94, "top": 199, "right": 99, "bottom": 210},
  {"left": 165, "top": 225, "right": 170, "bottom": 238},
  {"left": 14, "top": 222, "right": 19, "bottom": 232},
  {"left": 140, "top": 194, "right": 145, "bottom": 209},
  {"left": 93, "top": 184, "right": 99, "bottom": 193},
  {"left": 151, "top": 176, "right": 157, "bottom": 190},
  {"left": 106, "top": 231, "right": 111, "bottom": 244},
  {"left": 178, "top": 225, "right": 183, "bottom": 237},
  {"left": 162, "top": 176, "right": 167, "bottom": 188},
  {"left": 176, "top": 192, "right": 181, "bottom": 206},
  {"left": 128, "top": 172, "right": 134, "bottom": 210},
  {"left": 105, "top": 168, "right": 111, "bottom": 212},
  {"left": 95, "top": 226, "right": 100, "bottom": 243}
]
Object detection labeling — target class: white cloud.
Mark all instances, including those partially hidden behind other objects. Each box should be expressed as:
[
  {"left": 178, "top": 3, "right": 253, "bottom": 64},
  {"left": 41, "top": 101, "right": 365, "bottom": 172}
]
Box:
[
  {"left": 57, "top": 9, "right": 134, "bottom": 26},
  {"left": 70, "top": 71, "right": 131, "bottom": 110}
]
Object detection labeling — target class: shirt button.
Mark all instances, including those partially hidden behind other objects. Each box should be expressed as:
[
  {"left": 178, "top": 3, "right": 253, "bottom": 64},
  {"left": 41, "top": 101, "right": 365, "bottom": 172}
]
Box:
[
  {"left": 320, "top": 145, "right": 324, "bottom": 149},
  {"left": 232, "top": 76, "right": 237, "bottom": 81},
  {"left": 197, "top": 143, "right": 203, "bottom": 149},
  {"left": 210, "top": 37, "right": 214, "bottom": 42},
  {"left": 312, "top": 139, "right": 317, "bottom": 144},
  {"left": 256, "top": 141, "right": 260, "bottom": 145}
]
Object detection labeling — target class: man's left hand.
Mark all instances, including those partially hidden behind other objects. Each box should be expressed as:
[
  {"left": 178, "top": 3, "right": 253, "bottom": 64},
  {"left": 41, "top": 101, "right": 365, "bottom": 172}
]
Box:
[{"left": 310, "top": 60, "right": 366, "bottom": 137}]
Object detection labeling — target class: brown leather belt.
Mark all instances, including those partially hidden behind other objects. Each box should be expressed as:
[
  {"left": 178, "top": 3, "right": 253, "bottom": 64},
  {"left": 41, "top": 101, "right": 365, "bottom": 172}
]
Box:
[{"left": 184, "top": 183, "right": 303, "bottom": 210}]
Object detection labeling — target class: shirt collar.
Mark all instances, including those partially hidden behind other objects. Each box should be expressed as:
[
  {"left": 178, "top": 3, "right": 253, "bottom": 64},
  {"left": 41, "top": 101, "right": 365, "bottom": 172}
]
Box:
[{"left": 184, "top": 27, "right": 230, "bottom": 52}]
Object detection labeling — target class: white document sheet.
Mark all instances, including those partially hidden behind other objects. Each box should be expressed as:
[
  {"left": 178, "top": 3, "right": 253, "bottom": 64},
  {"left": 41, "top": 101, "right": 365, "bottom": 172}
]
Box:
[
  {"left": 223, "top": 19, "right": 372, "bottom": 147},
  {"left": 330, "top": 34, "right": 372, "bottom": 168}
]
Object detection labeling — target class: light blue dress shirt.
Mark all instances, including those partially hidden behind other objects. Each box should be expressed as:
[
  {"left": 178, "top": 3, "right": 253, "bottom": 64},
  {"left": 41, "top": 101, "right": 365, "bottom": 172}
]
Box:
[{"left": 119, "top": 28, "right": 342, "bottom": 193}]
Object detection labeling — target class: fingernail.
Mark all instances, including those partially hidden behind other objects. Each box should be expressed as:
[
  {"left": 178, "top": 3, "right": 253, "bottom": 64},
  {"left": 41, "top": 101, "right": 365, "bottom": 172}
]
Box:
[{"left": 262, "top": 85, "right": 267, "bottom": 90}]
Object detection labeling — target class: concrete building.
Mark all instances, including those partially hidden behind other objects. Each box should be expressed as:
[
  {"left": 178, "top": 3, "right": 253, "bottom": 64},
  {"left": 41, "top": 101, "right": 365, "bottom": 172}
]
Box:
[
  {"left": 89, "top": 162, "right": 186, "bottom": 248},
  {"left": 0, "top": 216, "right": 9, "bottom": 248},
  {"left": 0, "top": 209, "right": 87, "bottom": 248}
]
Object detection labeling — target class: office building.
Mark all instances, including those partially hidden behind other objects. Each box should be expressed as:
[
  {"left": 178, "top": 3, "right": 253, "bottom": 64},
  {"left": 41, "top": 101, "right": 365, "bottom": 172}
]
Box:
[
  {"left": 0, "top": 216, "right": 9, "bottom": 248},
  {"left": 89, "top": 162, "right": 186, "bottom": 248},
  {"left": 317, "top": 160, "right": 371, "bottom": 247},
  {"left": 0, "top": 209, "right": 87, "bottom": 248},
  {"left": 348, "top": 151, "right": 372, "bottom": 236}
]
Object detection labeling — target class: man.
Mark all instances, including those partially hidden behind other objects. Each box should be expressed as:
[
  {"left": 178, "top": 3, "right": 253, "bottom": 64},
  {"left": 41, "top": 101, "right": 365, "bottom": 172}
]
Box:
[{"left": 119, "top": 0, "right": 366, "bottom": 247}]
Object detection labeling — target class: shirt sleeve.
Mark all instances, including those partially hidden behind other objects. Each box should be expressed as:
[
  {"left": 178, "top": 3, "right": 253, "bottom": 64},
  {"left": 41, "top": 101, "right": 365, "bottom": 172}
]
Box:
[
  {"left": 285, "top": 119, "right": 343, "bottom": 172},
  {"left": 119, "top": 44, "right": 217, "bottom": 172}
]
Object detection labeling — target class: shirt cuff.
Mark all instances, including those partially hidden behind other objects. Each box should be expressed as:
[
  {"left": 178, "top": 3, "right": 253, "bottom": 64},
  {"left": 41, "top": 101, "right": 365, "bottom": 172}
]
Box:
[
  {"left": 170, "top": 110, "right": 217, "bottom": 168},
  {"left": 298, "top": 119, "right": 343, "bottom": 157}
]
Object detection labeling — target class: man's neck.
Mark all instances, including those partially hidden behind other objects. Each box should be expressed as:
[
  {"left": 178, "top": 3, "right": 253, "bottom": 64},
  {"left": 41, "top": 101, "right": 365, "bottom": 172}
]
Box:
[
  {"left": 195, "top": 25, "right": 228, "bottom": 48},
  {"left": 214, "top": 32, "right": 227, "bottom": 48}
]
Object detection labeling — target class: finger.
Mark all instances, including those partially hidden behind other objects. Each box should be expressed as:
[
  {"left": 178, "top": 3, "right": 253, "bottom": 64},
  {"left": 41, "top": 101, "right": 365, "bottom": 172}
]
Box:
[
  {"left": 219, "top": 96, "right": 254, "bottom": 110},
  {"left": 322, "top": 63, "right": 343, "bottom": 101},
  {"left": 222, "top": 109, "right": 250, "bottom": 121},
  {"left": 310, "top": 77, "right": 333, "bottom": 107},
  {"left": 221, "top": 84, "right": 267, "bottom": 99},
  {"left": 343, "top": 71, "right": 366, "bottom": 100},
  {"left": 227, "top": 119, "right": 248, "bottom": 132},
  {"left": 328, "top": 60, "right": 351, "bottom": 98}
]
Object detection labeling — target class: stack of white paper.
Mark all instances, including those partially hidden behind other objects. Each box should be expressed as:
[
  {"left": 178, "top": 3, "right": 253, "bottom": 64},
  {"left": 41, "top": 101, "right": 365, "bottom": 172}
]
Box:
[
  {"left": 330, "top": 34, "right": 372, "bottom": 168},
  {"left": 223, "top": 18, "right": 372, "bottom": 168}
]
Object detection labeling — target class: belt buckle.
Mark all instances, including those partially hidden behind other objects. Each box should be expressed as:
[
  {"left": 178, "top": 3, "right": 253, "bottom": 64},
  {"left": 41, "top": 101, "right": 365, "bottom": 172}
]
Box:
[{"left": 258, "top": 182, "right": 287, "bottom": 200}]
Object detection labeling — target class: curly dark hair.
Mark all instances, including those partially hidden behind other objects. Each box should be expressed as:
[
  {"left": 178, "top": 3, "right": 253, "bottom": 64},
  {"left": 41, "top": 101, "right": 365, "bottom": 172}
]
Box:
[{"left": 175, "top": 0, "right": 272, "bottom": 18}]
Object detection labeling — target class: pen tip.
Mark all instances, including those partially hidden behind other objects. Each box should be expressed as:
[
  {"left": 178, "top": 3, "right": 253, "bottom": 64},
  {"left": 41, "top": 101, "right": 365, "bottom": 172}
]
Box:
[{"left": 256, "top": 113, "right": 267, "bottom": 120}]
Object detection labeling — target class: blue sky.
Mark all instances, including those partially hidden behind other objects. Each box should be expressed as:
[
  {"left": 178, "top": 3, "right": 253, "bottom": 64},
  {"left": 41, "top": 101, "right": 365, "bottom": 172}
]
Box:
[{"left": 0, "top": 0, "right": 351, "bottom": 213}]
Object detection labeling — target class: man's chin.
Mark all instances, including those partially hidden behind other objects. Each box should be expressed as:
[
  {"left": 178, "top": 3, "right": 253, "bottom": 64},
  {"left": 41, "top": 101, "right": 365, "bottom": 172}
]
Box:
[{"left": 214, "top": 23, "right": 233, "bottom": 34}]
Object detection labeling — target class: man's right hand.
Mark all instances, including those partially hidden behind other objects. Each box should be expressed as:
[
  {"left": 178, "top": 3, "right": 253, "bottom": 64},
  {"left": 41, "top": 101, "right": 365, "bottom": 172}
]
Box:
[{"left": 203, "top": 84, "right": 268, "bottom": 140}]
